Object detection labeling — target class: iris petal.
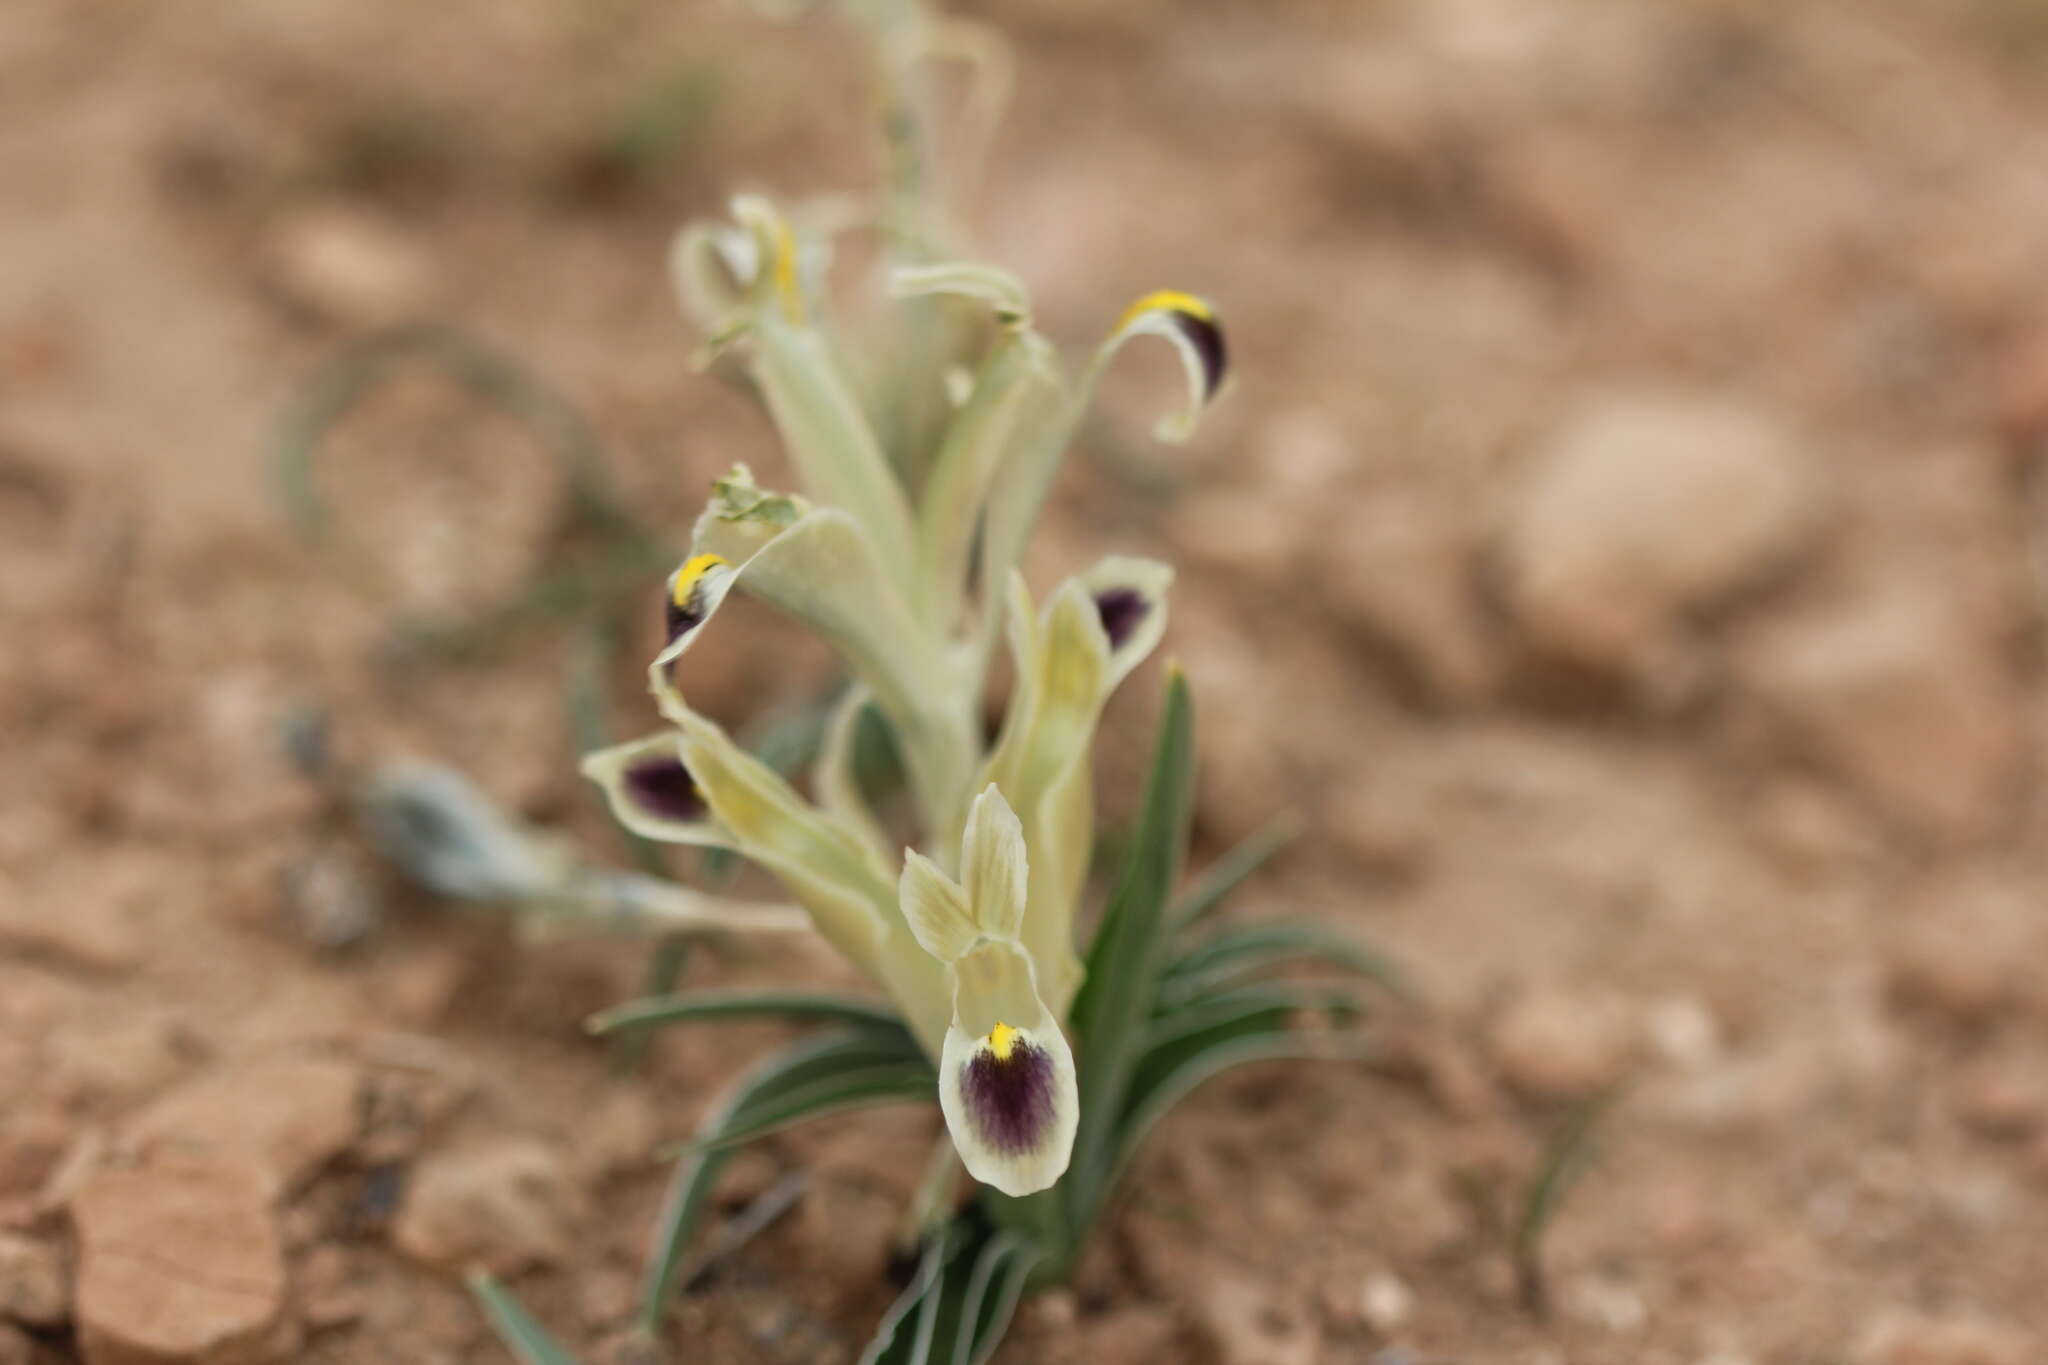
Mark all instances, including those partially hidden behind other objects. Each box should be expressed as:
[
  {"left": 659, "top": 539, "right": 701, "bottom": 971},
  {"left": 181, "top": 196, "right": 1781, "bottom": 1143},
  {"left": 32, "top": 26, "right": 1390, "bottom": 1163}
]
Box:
[
  {"left": 936, "top": 941, "right": 1078, "bottom": 1196},
  {"left": 581, "top": 733, "right": 728, "bottom": 848}
]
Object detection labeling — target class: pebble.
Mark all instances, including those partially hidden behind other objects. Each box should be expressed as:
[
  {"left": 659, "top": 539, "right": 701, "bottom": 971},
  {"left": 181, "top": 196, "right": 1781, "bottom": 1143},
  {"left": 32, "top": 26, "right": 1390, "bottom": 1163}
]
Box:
[
  {"left": 1189, "top": 1275, "right": 1320, "bottom": 1365},
  {"left": 123, "top": 1057, "right": 363, "bottom": 1200},
  {"left": 0, "top": 1230, "right": 68, "bottom": 1327},
  {"left": 263, "top": 203, "right": 434, "bottom": 327},
  {"left": 1067, "top": 1304, "right": 1181, "bottom": 1362},
  {"left": 71, "top": 1160, "right": 293, "bottom": 1364},
  {"left": 1645, "top": 995, "right": 1722, "bottom": 1071},
  {"left": 1320, "top": 487, "right": 1499, "bottom": 707},
  {"left": 1854, "top": 1311, "right": 2035, "bottom": 1365},
  {"left": 1486, "top": 986, "right": 1636, "bottom": 1100},
  {"left": 1497, "top": 390, "right": 1817, "bottom": 690},
  {"left": 1885, "top": 875, "right": 2030, "bottom": 1022},
  {"left": 1360, "top": 1271, "right": 1414, "bottom": 1333},
  {"left": 391, "top": 1136, "right": 586, "bottom": 1274},
  {"left": 1735, "top": 584, "right": 2021, "bottom": 845},
  {"left": 1953, "top": 1057, "right": 2046, "bottom": 1139}
]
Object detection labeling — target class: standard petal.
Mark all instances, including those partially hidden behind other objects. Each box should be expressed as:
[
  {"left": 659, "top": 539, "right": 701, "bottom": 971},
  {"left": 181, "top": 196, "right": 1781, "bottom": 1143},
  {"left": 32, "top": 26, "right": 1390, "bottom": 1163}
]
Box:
[
  {"left": 978, "top": 580, "right": 1111, "bottom": 1016},
  {"left": 936, "top": 941, "right": 1078, "bottom": 1196},
  {"left": 579, "top": 732, "right": 727, "bottom": 848},
  {"left": 899, "top": 848, "right": 977, "bottom": 963},
  {"left": 913, "top": 325, "right": 1066, "bottom": 629},
  {"left": 960, "top": 784, "right": 1027, "bottom": 942}
]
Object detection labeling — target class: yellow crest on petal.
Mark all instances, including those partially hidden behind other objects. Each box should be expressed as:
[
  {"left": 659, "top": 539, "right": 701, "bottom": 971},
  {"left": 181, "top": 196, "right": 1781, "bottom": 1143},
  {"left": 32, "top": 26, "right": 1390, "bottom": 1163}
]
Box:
[
  {"left": 1117, "top": 288, "right": 1215, "bottom": 329},
  {"left": 671, "top": 553, "right": 729, "bottom": 611},
  {"left": 988, "top": 1021, "right": 1019, "bottom": 1060}
]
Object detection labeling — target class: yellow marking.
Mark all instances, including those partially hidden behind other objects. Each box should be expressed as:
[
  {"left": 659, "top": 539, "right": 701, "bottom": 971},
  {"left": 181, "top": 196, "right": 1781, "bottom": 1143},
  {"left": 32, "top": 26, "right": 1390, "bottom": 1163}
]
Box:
[
  {"left": 670, "top": 553, "right": 728, "bottom": 609},
  {"left": 770, "top": 219, "right": 805, "bottom": 325},
  {"left": 988, "top": 1021, "right": 1019, "bottom": 1062},
  {"left": 1118, "top": 289, "right": 1214, "bottom": 330}
]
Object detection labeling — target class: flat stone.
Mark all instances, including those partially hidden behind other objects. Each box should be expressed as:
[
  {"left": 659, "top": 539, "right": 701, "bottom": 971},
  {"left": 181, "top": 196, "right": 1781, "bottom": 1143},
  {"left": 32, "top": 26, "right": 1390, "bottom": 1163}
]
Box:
[
  {"left": 1735, "top": 584, "right": 2021, "bottom": 845},
  {"left": 71, "top": 1160, "right": 291, "bottom": 1365},
  {"left": 391, "top": 1136, "right": 584, "bottom": 1275},
  {"left": 1498, "top": 390, "right": 1818, "bottom": 690},
  {"left": 124, "top": 1056, "right": 362, "bottom": 1200}
]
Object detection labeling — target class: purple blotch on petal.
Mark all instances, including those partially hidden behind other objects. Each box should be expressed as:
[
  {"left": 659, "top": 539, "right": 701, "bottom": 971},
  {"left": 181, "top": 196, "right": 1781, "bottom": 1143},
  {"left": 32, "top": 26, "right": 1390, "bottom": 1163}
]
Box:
[
  {"left": 1093, "top": 588, "right": 1151, "bottom": 652},
  {"left": 664, "top": 596, "right": 707, "bottom": 648},
  {"left": 961, "top": 1039, "right": 1056, "bottom": 1155},
  {"left": 623, "top": 755, "right": 708, "bottom": 825}
]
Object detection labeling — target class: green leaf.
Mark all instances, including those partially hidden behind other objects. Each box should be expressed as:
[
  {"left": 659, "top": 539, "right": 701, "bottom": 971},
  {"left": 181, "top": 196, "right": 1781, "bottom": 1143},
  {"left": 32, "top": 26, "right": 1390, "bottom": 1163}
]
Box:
[
  {"left": 1513, "top": 1085, "right": 1625, "bottom": 1313},
  {"left": 680, "top": 1059, "right": 938, "bottom": 1154},
  {"left": 857, "top": 1224, "right": 1046, "bottom": 1365},
  {"left": 1065, "top": 669, "right": 1195, "bottom": 1229},
  {"left": 637, "top": 1029, "right": 930, "bottom": 1336},
  {"left": 468, "top": 1271, "right": 586, "bottom": 1365},
  {"left": 1167, "top": 814, "right": 1301, "bottom": 933},
  {"left": 1114, "top": 1030, "right": 1351, "bottom": 1185},
  {"left": 587, "top": 989, "right": 907, "bottom": 1037},
  {"left": 1161, "top": 921, "right": 1408, "bottom": 1005},
  {"left": 953, "top": 1233, "right": 1047, "bottom": 1365},
  {"left": 860, "top": 1224, "right": 972, "bottom": 1365}
]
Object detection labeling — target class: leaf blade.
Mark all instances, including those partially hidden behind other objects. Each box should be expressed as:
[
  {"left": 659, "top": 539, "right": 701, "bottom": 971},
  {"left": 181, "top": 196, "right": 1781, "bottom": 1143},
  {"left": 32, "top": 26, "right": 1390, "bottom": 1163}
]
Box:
[
  {"left": 468, "top": 1270, "right": 586, "bottom": 1365},
  {"left": 587, "top": 989, "right": 907, "bottom": 1037}
]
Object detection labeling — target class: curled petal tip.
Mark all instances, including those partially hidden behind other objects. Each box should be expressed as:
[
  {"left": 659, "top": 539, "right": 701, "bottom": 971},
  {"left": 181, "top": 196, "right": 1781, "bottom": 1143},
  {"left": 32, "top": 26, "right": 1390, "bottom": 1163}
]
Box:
[
  {"left": 1117, "top": 289, "right": 1227, "bottom": 401},
  {"left": 581, "top": 733, "right": 725, "bottom": 847},
  {"left": 665, "top": 553, "right": 730, "bottom": 646}
]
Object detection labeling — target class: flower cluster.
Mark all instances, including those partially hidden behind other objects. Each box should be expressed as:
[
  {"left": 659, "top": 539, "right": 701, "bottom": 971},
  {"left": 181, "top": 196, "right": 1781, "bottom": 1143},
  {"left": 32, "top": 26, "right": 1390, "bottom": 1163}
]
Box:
[{"left": 581, "top": 196, "right": 1226, "bottom": 1195}]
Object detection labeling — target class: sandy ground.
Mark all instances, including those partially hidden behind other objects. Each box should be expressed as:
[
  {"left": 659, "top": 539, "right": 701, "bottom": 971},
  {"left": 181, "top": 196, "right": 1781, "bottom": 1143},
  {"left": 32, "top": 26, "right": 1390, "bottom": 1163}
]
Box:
[{"left": 5, "top": 1, "right": 2048, "bottom": 1362}]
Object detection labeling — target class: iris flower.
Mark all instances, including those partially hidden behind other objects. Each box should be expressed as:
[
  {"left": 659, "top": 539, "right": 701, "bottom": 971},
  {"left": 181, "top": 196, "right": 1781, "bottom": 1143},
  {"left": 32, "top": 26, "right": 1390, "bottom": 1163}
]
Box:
[{"left": 582, "top": 196, "right": 1226, "bottom": 1194}]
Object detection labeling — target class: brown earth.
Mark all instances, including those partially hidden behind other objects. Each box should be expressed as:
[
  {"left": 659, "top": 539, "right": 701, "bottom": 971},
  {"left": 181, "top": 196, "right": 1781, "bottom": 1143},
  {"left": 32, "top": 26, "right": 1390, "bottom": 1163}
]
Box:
[{"left": 5, "top": 1, "right": 2048, "bottom": 1362}]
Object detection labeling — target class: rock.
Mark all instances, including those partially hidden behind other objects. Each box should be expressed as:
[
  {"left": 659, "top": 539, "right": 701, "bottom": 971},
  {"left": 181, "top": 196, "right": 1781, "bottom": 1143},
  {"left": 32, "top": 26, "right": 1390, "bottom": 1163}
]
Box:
[
  {"left": 1068, "top": 1304, "right": 1181, "bottom": 1362},
  {"left": 71, "top": 1160, "right": 292, "bottom": 1365},
  {"left": 1497, "top": 391, "right": 1817, "bottom": 690},
  {"left": 47, "top": 1014, "right": 195, "bottom": 1112},
  {"left": 1486, "top": 986, "right": 1636, "bottom": 1100},
  {"left": 391, "top": 1136, "right": 585, "bottom": 1274},
  {"left": 1734, "top": 584, "right": 2021, "bottom": 845},
  {"left": 1189, "top": 1275, "right": 1319, "bottom": 1365},
  {"left": 0, "top": 1230, "right": 67, "bottom": 1327},
  {"left": 1886, "top": 875, "right": 2032, "bottom": 1022},
  {"left": 124, "top": 1057, "right": 363, "bottom": 1199},
  {"left": 1954, "top": 1057, "right": 2046, "bottom": 1139},
  {"left": 295, "top": 1245, "right": 365, "bottom": 1331},
  {"left": 263, "top": 203, "right": 433, "bottom": 327},
  {"left": 0, "top": 855, "right": 149, "bottom": 975},
  {"left": 1320, "top": 487, "right": 1499, "bottom": 707},
  {"left": 1854, "top": 1311, "right": 2035, "bottom": 1365},
  {"left": 1645, "top": 995, "right": 1722, "bottom": 1071},
  {"left": 1359, "top": 1271, "right": 1413, "bottom": 1333}
]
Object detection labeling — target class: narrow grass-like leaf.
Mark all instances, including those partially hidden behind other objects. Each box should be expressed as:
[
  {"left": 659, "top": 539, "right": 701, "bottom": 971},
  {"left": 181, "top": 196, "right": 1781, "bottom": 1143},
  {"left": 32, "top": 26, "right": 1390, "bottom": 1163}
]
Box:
[
  {"left": 1514, "top": 1085, "right": 1624, "bottom": 1314},
  {"left": 1167, "top": 814, "right": 1302, "bottom": 933},
  {"left": 1161, "top": 921, "right": 1408, "bottom": 1004},
  {"left": 638, "top": 1029, "right": 928, "bottom": 1336},
  {"left": 588, "top": 989, "right": 906, "bottom": 1037},
  {"left": 954, "top": 1232, "right": 1047, "bottom": 1365},
  {"left": 1113, "top": 1032, "right": 1358, "bottom": 1186},
  {"left": 682, "top": 1060, "right": 938, "bottom": 1154},
  {"left": 1066, "top": 671, "right": 1194, "bottom": 1226},
  {"left": 468, "top": 1271, "right": 586, "bottom": 1365},
  {"left": 860, "top": 1225, "right": 972, "bottom": 1365}
]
